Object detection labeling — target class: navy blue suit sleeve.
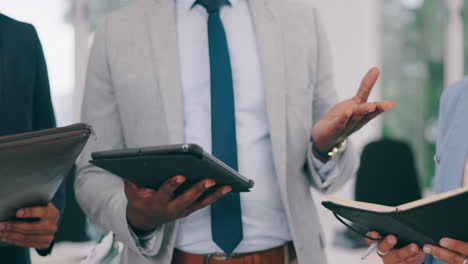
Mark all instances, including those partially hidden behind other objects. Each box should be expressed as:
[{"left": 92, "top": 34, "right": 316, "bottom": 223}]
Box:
[
  {"left": 29, "top": 25, "right": 66, "bottom": 213},
  {"left": 29, "top": 26, "right": 66, "bottom": 213},
  {"left": 31, "top": 26, "right": 56, "bottom": 131}
]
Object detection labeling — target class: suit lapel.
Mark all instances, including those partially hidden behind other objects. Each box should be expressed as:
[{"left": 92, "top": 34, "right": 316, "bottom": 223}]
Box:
[
  {"left": 144, "top": 0, "right": 184, "bottom": 143},
  {"left": 249, "top": 0, "right": 287, "bottom": 180}
]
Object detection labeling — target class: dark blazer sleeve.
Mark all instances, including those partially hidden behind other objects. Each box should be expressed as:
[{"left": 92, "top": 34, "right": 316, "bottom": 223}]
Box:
[
  {"left": 28, "top": 26, "right": 65, "bottom": 257},
  {"left": 31, "top": 26, "right": 56, "bottom": 131}
]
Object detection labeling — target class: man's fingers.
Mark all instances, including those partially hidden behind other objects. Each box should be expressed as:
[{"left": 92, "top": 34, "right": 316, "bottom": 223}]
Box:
[
  {"left": 439, "top": 238, "right": 468, "bottom": 256},
  {"left": 375, "top": 100, "right": 396, "bottom": 112},
  {"left": 157, "top": 175, "right": 186, "bottom": 202},
  {"left": 137, "top": 188, "right": 156, "bottom": 199},
  {"left": 124, "top": 180, "right": 158, "bottom": 200},
  {"left": 347, "top": 111, "right": 382, "bottom": 135},
  {"left": 169, "top": 179, "right": 216, "bottom": 213},
  {"left": 384, "top": 243, "right": 420, "bottom": 263},
  {"left": 180, "top": 186, "right": 232, "bottom": 217},
  {"left": 124, "top": 180, "right": 138, "bottom": 189},
  {"left": 17, "top": 204, "right": 53, "bottom": 219},
  {"left": 355, "top": 67, "right": 380, "bottom": 103},
  {"left": 365, "top": 231, "right": 381, "bottom": 245},
  {"left": 401, "top": 252, "right": 426, "bottom": 264},
  {"left": 0, "top": 221, "right": 57, "bottom": 235},
  {"left": 0, "top": 232, "right": 54, "bottom": 249},
  {"left": 343, "top": 100, "right": 395, "bottom": 136},
  {"left": 46, "top": 202, "right": 60, "bottom": 221},
  {"left": 124, "top": 180, "right": 139, "bottom": 199},
  {"left": 353, "top": 102, "right": 377, "bottom": 117},
  {"left": 340, "top": 103, "right": 377, "bottom": 135},
  {"left": 377, "top": 235, "right": 398, "bottom": 256},
  {"left": 346, "top": 102, "right": 376, "bottom": 127},
  {"left": 424, "top": 244, "right": 466, "bottom": 264}
]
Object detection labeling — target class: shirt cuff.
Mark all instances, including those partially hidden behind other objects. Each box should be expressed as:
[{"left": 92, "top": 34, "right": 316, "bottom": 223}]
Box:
[
  {"left": 311, "top": 145, "right": 340, "bottom": 182},
  {"left": 128, "top": 225, "right": 159, "bottom": 251}
]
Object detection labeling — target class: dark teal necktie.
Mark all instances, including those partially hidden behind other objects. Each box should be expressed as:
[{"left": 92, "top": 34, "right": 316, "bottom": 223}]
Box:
[{"left": 196, "top": 0, "right": 243, "bottom": 254}]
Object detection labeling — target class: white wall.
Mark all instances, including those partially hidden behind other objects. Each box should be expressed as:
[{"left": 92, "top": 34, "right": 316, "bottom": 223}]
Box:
[{"left": 311, "top": 1, "right": 383, "bottom": 263}]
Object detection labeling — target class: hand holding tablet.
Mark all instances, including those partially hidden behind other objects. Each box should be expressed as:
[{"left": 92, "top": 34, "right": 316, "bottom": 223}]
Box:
[
  {"left": 90, "top": 143, "right": 255, "bottom": 230},
  {"left": 124, "top": 175, "right": 231, "bottom": 231}
]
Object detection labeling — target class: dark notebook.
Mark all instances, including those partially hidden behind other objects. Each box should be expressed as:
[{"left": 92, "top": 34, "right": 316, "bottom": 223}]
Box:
[
  {"left": 90, "top": 143, "right": 255, "bottom": 193},
  {"left": 322, "top": 186, "right": 468, "bottom": 247},
  {"left": 0, "top": 123, "right": 92, "bottom": 221}
]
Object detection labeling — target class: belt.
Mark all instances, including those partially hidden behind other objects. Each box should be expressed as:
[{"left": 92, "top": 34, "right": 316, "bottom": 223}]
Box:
[{"left": 172, "top": 243, "right": 296, "bottom": 264}]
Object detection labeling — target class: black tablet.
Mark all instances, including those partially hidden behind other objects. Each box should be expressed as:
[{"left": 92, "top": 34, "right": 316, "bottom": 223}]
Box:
[{"left": 90, "top": 144, "right": 254, "bottom": 192}]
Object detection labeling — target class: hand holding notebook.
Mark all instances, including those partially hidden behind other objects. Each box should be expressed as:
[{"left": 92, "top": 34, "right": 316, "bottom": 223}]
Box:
[
  {"left": 322, "top": 186, "right": 468, "bottom": 263},
  {"left": 365, "top": 232, "right": 468, "bottom": 264},
  {"left": 322, "top": 186, "right": 468, "bottom": 247}
]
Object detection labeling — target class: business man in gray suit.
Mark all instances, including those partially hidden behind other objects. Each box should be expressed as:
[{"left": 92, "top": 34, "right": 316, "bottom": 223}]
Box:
[{"left": 75, "top": 0, "right": 394, "bottom": 263}]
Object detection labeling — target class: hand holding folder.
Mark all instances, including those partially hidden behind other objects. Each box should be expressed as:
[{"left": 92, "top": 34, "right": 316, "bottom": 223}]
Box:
[
  {"left": 0, "top": 202, "right": 60, "bottom": 249},
  {"left": 0, "top": 123, "right": 91, "bottom": 248},
  {"left": 0, "top": 123, "right": 91, "bottom": 221}
]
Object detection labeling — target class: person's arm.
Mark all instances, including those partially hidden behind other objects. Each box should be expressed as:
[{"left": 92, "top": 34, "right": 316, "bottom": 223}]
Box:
[{"left": 306, "top": 8, "right": 394, "bottom": 193}]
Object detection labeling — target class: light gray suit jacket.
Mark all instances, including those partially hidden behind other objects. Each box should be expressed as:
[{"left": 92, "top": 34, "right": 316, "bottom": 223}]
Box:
[{"left": 75, "top": 0, "right": 358, "bottom": 263}]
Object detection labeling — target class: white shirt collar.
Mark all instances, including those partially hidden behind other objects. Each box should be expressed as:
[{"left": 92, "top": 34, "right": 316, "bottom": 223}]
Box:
[{"left": 177, "top": 0, "right": 240, "bottom": 13}]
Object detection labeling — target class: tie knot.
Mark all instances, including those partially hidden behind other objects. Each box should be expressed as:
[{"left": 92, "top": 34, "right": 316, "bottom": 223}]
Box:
[{"left": 196, "top": 0, "right": 230, "bottom": 13}]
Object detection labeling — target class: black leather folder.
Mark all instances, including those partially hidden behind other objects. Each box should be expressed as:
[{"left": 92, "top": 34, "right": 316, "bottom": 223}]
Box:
[
  {"left": 322, "top": 186, "right": 468, "bottom": 247},
  {"left": 0, "top": 123, "right": 92, "bottom": 221},
  {"left": 90, "top": 144, "right": 255, "bottom": 193}
]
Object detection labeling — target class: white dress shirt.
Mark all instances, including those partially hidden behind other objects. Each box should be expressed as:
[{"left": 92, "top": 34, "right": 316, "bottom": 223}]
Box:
[{"left": 171, "top": 0, "right": 334, "bottom": 254}]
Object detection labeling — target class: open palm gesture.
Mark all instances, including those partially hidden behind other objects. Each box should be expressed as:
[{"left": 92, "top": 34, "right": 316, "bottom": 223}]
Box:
[{"left": 312, "top": 67, "right": 395, "bottom": 153}]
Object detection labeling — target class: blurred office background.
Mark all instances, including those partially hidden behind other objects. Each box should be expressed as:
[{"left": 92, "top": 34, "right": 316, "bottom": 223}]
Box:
[{"left": 0, "top": 0, "right": 465, "bottom": 263}]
